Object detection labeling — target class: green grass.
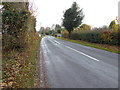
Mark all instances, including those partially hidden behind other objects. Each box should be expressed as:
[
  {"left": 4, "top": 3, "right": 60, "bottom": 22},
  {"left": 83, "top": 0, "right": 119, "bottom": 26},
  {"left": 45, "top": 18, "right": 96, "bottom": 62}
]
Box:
[
  {"left": 57, "top": 37, "right": 120, "bottom": 54},
  {"left": 15, "top": 37, "right": 41, "bottom": 88}
]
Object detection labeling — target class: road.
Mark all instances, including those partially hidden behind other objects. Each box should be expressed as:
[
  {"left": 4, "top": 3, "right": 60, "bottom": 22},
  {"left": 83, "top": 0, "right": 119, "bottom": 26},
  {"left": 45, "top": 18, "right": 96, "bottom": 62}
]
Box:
[{"left": 40, "top": 36, "right": 118, "bottom": 88}]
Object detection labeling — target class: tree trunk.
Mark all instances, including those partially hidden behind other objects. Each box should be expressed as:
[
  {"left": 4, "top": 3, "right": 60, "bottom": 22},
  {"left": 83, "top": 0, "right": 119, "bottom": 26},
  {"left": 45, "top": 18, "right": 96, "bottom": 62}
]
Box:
[{"left": 69, "top": 31, "right": 71, "bottom": 39}]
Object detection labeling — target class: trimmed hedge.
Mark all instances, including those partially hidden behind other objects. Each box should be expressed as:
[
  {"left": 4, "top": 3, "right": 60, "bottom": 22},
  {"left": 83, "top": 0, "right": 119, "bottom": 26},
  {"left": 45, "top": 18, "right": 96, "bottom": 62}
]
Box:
[{"left": 70, "top": 30, "right": 119, "bottom": 45}]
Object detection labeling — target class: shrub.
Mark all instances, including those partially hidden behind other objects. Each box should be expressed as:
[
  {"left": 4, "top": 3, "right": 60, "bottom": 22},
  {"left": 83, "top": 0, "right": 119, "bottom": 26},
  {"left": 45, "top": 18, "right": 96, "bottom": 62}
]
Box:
[
  {"left": 69, "top": 30, "right": 119, "bottom": 45},
  {"left": 61, "top": 30, "right": 69, "bottom": 38},
  {"left": 99, "top": 31, "right": 113, "bottom": 44},
  {"left": 2, "top": 2, "right": 33, "bottom": 51}
]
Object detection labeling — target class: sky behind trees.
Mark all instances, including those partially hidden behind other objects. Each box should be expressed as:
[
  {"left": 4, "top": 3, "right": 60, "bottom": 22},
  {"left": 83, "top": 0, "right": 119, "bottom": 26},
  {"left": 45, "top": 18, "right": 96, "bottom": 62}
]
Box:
[{"left": 29, "top": 0, "right": 119, "bottom": 31}]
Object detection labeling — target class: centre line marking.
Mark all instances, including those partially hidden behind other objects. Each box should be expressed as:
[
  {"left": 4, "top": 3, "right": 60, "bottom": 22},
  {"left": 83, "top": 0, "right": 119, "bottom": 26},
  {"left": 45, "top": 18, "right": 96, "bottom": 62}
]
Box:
[
  {"left": 52, "top": 38, "right": 99, "bottom": 62},
  {"left": 54, "top": 40, "right": 61, "bottom": 44},
  {"left": 65, "top": 45, "right": 100, "bottom": 62}
]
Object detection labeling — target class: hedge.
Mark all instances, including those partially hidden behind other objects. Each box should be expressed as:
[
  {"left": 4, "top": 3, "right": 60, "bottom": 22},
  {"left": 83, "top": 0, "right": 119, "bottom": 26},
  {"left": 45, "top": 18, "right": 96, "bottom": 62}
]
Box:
[{"left": 69, "top": 30, "right": 119, "bottom": 45}]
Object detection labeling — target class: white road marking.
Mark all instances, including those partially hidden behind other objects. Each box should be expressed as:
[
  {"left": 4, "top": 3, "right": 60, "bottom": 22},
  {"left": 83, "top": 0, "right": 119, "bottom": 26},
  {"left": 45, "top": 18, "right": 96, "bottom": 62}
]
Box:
[
  {"left": 54, "top": 40, "right": 61, "bottom": 44},
  {"left": 43, "top": 37, "right": 100, "bottom": 62},
  {"left": 65, "top": 45, "right": 100, "bottom": 62},
  {"left": 53, "top": 39, "right": 99, "bottom": 62}
]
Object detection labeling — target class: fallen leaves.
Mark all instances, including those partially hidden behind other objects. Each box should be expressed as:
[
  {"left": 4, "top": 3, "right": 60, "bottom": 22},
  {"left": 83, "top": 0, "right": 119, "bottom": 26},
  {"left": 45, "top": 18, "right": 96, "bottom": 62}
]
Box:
[
  {"left": 2, "top": 37, "right": 41, "bottom": 88},
  {"left": 2, "top": 51, "right": 25, "bottom": 88}
]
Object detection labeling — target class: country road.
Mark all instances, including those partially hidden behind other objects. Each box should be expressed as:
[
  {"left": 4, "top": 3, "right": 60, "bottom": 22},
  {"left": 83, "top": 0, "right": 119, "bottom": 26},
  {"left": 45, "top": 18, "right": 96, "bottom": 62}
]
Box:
[{"left": 40, "top": 36, "right": 118, "bottom": 88}]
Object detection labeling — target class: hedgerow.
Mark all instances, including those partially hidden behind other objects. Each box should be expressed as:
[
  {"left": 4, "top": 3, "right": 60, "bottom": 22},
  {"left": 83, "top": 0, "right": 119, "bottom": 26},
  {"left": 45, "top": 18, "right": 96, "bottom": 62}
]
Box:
[
  {"left": 2, "top": 2, "right": 39, "bottom": 88},
  {"left": 2, "top": 2, "right": 31, "bottom": 51},
  {"left": 68, "top": 30, "right": 119, "bottom": 45}
]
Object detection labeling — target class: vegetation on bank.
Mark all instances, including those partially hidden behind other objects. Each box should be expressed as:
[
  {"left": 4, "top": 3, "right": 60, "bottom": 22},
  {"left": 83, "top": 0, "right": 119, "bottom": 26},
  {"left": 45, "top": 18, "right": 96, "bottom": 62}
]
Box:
[
  {"left": 62, "top": 29, "right": 120, "bottom": 46},
  {"left": 2, "top": 36, "right": 41, "bottom": 88},
  {"left": 1, "top": 2, "right": 40, "bottom": 88}
]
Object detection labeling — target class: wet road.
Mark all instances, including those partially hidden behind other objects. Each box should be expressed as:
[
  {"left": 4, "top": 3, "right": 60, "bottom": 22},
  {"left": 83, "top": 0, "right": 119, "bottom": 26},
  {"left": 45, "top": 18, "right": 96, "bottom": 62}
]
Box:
[{"left": 41, "top": 36, "right": 118, "bottom": 88}]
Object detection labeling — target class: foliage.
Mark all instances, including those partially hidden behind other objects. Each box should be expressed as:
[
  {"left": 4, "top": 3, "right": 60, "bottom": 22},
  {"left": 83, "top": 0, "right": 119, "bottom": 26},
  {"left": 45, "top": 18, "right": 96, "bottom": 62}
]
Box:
[
  {"left": 80, "top": 24, "right": 91, "bottom": 30},
  {"left": 62, "top": 24, "right": 119, "bottom": 46},
  {"left": 61, "top": 29, "right": 69, "bottom": 38},
  {"left": 39, "top": 27, "right": 53, "bottom": 35},
  {"left": 99, "top": 31, "right": 113, "bottom": 43},
  {"left": 55, "top": 24, "right": 62, "bottom": 34},
  {"left": 109, "top": 20, "right": 118, "bottom": 30},
  {"left": 62, "top": 2, "right": 84, "bottom": 37},
  {"left": 15, "top": 37, "right": 40, "bottom": 88},
  {"left": 2, "top": 2, "right": 31, "bottom": 51},
  {"left": 70, "top": 30, "right": 119, "bottom": 45},
  {"left": 2, "top": 2, "right": 38, "bottom": 88},
  {"left": 2, "top": 36, "right": 40, "bottom": 88}
]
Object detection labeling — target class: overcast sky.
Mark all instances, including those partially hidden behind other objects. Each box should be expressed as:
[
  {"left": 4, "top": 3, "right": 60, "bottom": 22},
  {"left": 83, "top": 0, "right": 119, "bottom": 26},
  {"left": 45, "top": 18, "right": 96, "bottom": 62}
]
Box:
[{"left": 29, "top": 0, "right": 119, "bottom": 31}]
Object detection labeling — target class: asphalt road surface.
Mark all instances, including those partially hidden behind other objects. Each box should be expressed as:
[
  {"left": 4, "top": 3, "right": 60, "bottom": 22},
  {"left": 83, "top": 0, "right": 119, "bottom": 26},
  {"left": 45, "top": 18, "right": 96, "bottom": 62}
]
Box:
[{"left": 41, "top": 36, "right": 118, "bottom": 88}]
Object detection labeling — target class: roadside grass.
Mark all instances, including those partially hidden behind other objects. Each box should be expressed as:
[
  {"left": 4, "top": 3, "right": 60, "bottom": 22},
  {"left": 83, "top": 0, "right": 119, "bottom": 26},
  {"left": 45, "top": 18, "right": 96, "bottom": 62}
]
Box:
[
  {"left": 2, "top": 37, "right": 42, "bottom": 88},
  {"left": 56, "top": 37, "right": 120, "bottom": 54},
  {"left": 15, "top": 38, "right": 41, "bottom": 88}
]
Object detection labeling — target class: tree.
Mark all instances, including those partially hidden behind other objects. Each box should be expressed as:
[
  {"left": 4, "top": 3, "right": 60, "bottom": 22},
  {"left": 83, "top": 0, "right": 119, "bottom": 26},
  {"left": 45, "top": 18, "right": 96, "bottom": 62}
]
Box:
[
  {"left": 62, "top": 2, "right": 84, "bottom": 38},
  {"left": 55, "top": 24, "right": 62, "bottom": 34},
  {"left": 109, "top": 20, "right": 118, "bottom": 30},
  {"left": 80, "top": 24, "right": 91, "bottom": 30}
]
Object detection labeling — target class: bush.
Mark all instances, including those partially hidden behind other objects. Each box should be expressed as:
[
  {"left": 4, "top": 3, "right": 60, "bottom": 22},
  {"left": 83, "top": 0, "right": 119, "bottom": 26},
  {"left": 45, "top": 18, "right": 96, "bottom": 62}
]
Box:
[
  {"left": 70, "top": 30, "right": 119, "bottom": 45},
  {"left": 61, "top": 30, "right": 69, "bottom": 38},
  {"left": 71, "top": 32, "right": 79, "bottom": 40},
  {"left": 2, "top": 2, "right": 32, "bottom": 51}
]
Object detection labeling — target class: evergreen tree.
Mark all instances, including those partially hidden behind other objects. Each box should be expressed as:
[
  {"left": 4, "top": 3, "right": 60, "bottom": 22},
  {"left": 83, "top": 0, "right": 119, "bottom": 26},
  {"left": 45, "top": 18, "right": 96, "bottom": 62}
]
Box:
[{"left": 62, "top": 2, "right": 84, "bottom": 38}]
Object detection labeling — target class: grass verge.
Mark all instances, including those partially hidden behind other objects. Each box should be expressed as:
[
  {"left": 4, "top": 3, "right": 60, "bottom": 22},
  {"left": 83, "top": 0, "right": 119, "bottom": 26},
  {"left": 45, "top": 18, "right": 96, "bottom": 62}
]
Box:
[
  {"left": 57, "top": 37, "right": 120, "bottom": 54},
  {"left": 15, "top": 37, "right": 41, "bottom": 88},
  {"left": 2, "top": 37, "right": 42, "bottom": 88}
]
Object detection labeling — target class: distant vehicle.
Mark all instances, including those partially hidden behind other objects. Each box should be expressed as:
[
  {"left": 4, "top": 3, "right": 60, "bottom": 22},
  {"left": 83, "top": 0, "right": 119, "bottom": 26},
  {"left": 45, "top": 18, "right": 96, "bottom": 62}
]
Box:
[
  {"left": 39, "top": 34, "right": 41, "bottom": 37},
  {"left": 56, "top": 34, "right": 62, "bottom": 37}
]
